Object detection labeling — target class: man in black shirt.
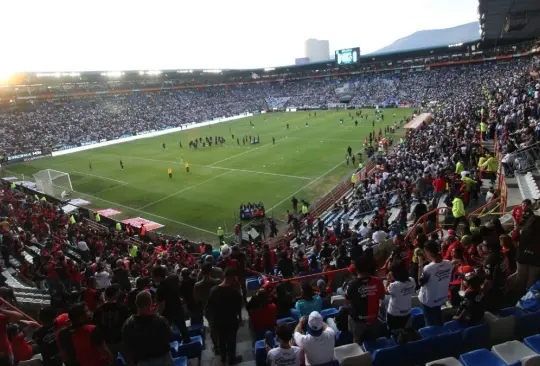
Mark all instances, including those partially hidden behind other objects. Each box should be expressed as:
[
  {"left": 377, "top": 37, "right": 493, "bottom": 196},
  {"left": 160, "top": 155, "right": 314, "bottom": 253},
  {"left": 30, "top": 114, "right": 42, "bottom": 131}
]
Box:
[
  {"left": 453, "top": 272, "right": 484, "bottom": 326},
  {"left": 122, "top": 291, "right": 174, "bottom": 366},
  {"left": 32, "top": 308, "right": 64, "bottom": 366},
  {"left": 483, "top": 239, "right": 508, "bottom": 312},
  {"left": 152, "top": 267, "right": 191, "bottom": 343},
  {"left": 93, "top": 285, "right": 130, "bottom": 358},
  {"left": 126, "top": 277, "right": 149, "bottom": 315},
  {"left": 277, "top": 251, "right": 294, "bottom": 278},
  {"left": 205, "top": 267, "right": 243, "bottom": 365}
]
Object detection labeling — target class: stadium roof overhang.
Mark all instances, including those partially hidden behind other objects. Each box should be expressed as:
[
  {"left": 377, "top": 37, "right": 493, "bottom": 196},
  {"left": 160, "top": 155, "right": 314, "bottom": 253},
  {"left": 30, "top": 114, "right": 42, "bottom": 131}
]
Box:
[{"left": 479, "top": 0, "right": 540, "bottom": 43}]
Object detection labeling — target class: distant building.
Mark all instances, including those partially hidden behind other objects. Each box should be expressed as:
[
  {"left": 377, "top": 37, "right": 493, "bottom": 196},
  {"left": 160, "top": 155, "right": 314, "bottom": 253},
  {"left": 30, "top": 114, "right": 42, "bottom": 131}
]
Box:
[{"left": 304, "top": 39, "right": 330, "bottom": 63}]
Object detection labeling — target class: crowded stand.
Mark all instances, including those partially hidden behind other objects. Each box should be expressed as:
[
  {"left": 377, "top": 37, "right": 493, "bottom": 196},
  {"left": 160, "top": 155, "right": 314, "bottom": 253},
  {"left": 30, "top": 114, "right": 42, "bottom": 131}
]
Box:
[{"left": 0, "top": 41, "right": 540, "bottom": 366}]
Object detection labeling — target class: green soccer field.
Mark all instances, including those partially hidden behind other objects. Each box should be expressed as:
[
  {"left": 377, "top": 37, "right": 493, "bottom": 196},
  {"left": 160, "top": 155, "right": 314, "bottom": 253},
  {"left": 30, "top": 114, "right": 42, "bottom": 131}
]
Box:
[{"left": 2, "top": 109, "right": 413, "bottom": 242}]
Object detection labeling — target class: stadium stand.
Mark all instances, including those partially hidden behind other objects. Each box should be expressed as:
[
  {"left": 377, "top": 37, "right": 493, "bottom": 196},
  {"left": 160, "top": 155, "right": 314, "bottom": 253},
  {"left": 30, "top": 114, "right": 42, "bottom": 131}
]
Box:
[{"left": 0, "top": 29, "right": 539, "bottom": 366}]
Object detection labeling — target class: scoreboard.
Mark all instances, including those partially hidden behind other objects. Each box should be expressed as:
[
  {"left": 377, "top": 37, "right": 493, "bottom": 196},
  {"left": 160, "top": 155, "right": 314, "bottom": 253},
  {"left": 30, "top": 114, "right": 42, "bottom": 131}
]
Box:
[{"left": 335, "top": 48, "right": 360, "bottom": 65}]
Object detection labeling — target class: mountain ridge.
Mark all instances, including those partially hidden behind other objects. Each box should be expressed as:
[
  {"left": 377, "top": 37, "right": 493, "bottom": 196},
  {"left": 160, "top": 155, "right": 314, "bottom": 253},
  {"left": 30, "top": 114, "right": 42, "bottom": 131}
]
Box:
[{"left": 372, "top": 22, "right": 480, "bottom": 54}]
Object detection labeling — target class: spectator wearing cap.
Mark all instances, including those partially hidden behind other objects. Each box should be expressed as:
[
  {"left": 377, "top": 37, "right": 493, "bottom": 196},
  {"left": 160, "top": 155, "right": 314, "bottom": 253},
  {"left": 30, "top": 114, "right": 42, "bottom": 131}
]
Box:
[
  {"left": 344, "top": 255, "right": 385, "bottom": 343},
  {"left": 453, "top": 272, "right": 485, "bottom": 326},
  {"left": 122, "top": 291, "right": 174, "bottom": 366},
  {"left": 418, "top": 241, "right": 452, "bottom": 326},
  {"left": 295, "top": 282, "right": 322, "bottom": 318},
  {"left": 293, "top": 311, "right": 335, "bottom": 366},
  {"left": 266, "top": 323, "right": 301, "bottom": 366},
  {"left": 93, "top": 285, "right": 130, "bottom": 359},
  {"left": 205, "top": 266, "right": 243, "bottom": 365}
]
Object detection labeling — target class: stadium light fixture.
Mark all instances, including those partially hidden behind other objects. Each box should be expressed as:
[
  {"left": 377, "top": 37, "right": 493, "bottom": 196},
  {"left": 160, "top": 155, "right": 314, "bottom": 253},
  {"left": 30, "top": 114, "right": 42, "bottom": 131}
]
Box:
[
  {"left": 203, "top": 70, "right": 222, "bottom": 73},
  {"left": 146, "top": 70, "right": 162, "bottom": 76},
  {"left": 264, "top": 67, "right": 275, "bottom": 72},
  {"left": 100, "top": 71, "right": 124, "bottom": 77}
]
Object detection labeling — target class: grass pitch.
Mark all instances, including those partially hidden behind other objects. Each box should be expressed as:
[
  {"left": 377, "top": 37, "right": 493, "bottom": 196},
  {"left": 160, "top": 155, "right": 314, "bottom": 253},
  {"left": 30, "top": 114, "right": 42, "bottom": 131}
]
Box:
[{"left": 2, "top": 109, "right": 413, "bottom": 242}]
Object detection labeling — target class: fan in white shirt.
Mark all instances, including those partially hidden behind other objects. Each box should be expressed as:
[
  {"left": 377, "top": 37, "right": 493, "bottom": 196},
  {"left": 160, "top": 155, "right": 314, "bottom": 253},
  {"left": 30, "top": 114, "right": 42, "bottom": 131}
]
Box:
[
  {"left": 94, "top": 266, "right": 111, "bottom": 290},
  {"left": 267, "top": 324, "right": 301, "bottom": 366},
  {"left": 372, "top": 229, "right": 387, "bottom": 244},
  {"left": 293, "top": 312, "right": 335, "bottom": 366}
]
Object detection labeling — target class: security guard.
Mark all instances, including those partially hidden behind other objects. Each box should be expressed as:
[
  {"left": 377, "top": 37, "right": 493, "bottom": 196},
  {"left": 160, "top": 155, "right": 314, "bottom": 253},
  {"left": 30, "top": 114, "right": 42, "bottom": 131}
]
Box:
[
  {"left": 185, "top": 161, "right": 190, "bottom": 173},
  {"left": 95, "top": 212, "right": 101, "bottom": 223},
  {"left": 168, "top": 168, "right": 173, "bottom": 179},
  {"left": 217, "top": 226, "right": 224, "bottom": 243}
]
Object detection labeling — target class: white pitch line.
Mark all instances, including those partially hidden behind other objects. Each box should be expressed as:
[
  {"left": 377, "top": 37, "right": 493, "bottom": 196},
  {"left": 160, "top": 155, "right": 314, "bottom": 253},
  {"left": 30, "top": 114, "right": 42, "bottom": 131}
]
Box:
[
  {"left": 189, "top": 164, "right": 313, "bottom": 181},
  {"left": 208, "top": 142, "right": 274, "bottom": 166},
  {"left": 73, "top": 171, "right": 128, "bottom": 184},
  {"left": 93, "top": 182, "right": 128, "bottom": 196},
  {"left": 138, "top": 170, "right": 233, "bottom": 210},
  {"left": 267, "top": 161, "right": 344, "bottom": 212},
  {"left": 91, "top": 153, "right": 313, "bottom": 181}
]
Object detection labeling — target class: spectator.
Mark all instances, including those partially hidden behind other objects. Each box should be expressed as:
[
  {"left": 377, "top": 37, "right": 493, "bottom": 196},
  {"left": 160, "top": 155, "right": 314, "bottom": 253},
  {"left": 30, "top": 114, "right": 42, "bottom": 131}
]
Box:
[
  {"left": 94, "top": 264, "right": 111, "bottom": 291},
  {"left": 32, "top": 307, "right": 65, "bottom": 366},
  {"left": 247, "top": 289, "right": 277, "bottom": 337},
  {"left": 453, "top": 272, "right": 485, "bottom": 326},
  {"left": 93, "top": 285, "right": 130, "bottom": 359},
  {"left": 266, "top": 323, "right": 301, "bottom": 366},
  {"left": 344, "top": 255, "right": 385, "bottom": 343},
  {"left": 385, "top": 260, "right": 415, "bottom": 332},
  {"left": 150, "top": 266, "right": 191, "bottom": 343},
  {"left": 58, "top": 302, "right": 111, "bottom": 366},
  {"left": 194, "top": 263, "right": 221, "bottom": 354},
  {"left": 274, "top": 282, "right": 296, "bottom": 319},
  {"left": 122, "top": 291, "right": 174, "bottom": 366},
  {"left": 482, "top": 239, "right": 508, "bottom": 312},
  {"left": 418, "top": 241, "right": 452, "bottom": 326},
  {"left": 196, "top": 255, "right": 223, "bottom": 281},
  {"left": 205, "top": 266, "right": 243, "bottom": 365},
  {"left": 112, "top": 260, "right": 131, "bottom": 293},
  {"left": 293, "top": 312, "right": 335, "bottom": 366},
  {"left": 295, "top": 282, "right": 322, "bottom": 317}
]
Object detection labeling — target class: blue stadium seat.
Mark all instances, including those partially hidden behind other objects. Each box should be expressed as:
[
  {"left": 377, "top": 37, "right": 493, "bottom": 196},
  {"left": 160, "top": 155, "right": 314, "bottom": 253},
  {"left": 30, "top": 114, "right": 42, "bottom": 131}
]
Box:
[
  {"left": 403, "top": 337, "right": 436, "bottom": 365},
  {"left": 276, "top": 317, "right": 298, "bottom": 330},
  {"left": 430, "top": 331, "right": 464, "bottom": 360},
  {"left": 372, "top": 344, "right": 409, "bottom": 366},
  {"left": 499, "top": 306, "right": 522, "bottom": 317},
  {"left": 255, "top": 339, "right": 274, "bottom": 366},
  {"left": 246, "top": 276, "right": 263, "bottom": 291},
  {"left": 459, "top": 349, "right": 506, "bottom": 366},
  {"left": 411, "top": 309, "right": 425, "bottom": 330},
  {"left": 170, "top": 336, "right": 203, "bottom": 360},
  {"left": 117, "top": 352, "right": 126, "bottom": 366},
  {"left": 524, "top": 334, "right": 540, "bottom": 353},
  {"left": 173, "top": 356, "right": 188, "bottom": 366},
  {"left": 443, "top": 320, "right": 468, "bottom": 333},
  {"left": 517, "top": 311, "right": 540, "bottom": 339},
  {"left": 462, "top": 322, "right": 490, "bottom": 352},
  {"left": 290, "top": 308, "right": 301, "bottom": 321},
  {"left": 363, "top": 336, "right": 396, "bottom": 354},
  {"left": 187, "top": 324, "right": 205, "bottom": 346},
  {"left": 320, "top": 308, "right": 339, "bottom": 321},
  {"left": 419, "top": 325, "right": 449, "bottom": 339}
]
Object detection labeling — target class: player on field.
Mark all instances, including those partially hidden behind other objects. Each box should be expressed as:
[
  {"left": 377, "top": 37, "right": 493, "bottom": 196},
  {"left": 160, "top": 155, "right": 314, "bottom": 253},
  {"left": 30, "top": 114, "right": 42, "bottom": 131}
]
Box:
[
  {"left": 120, "top": 160, "right": 124, "bottom": 170},
  {"left": 168, "top": 168, "right": 172, "bottom": 179},
  {"left": 162, "top": 143, "right": 166, "bottom": 150},
  {"left": 272, "top": 137, "right": 275, "bottom": 145},
  {"left": 185, "top": 161, "right": 190, "bottom": 173},
  {"left": 88, "top": 161, "right": 92, "bottom": 171},
  {"left": 286, "top": 123, "right": 289, "bottom": 129},
  {"left": 179, "top": 141, "right": 182, "bottom": 148}
]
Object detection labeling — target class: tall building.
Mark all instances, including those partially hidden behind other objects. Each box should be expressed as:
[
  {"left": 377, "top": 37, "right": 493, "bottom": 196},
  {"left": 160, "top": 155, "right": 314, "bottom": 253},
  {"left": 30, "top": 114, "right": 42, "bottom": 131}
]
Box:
[{"left": 304, "top": 39, "right": 330, "bottom": 63}]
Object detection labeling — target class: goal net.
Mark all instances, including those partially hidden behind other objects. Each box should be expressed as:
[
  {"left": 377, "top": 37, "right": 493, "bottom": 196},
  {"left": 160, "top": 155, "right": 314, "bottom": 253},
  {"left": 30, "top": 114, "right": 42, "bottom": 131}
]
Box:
[{"left": 33, "top": 169, "right": 73, "bottom": 199}]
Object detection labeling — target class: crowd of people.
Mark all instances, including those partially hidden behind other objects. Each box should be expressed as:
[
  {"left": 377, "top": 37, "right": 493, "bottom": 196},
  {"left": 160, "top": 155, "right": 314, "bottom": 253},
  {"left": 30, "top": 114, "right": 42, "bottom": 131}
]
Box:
[{"left": 0, "top": 50, "right": 538, "bottom": 366}]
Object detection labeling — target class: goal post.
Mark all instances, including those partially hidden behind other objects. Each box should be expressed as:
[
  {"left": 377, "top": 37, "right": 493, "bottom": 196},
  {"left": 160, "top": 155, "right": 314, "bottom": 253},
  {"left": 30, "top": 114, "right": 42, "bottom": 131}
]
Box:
[{"left": 33, "top": 169, "right": 73, "bottom": 199}]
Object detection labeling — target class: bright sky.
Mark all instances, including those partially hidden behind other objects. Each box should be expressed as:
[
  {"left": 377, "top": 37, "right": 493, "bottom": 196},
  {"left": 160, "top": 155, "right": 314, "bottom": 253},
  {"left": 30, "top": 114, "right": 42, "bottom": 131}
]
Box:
[{"left": 1, "top": 0, "right": 479, "bottom": 72}]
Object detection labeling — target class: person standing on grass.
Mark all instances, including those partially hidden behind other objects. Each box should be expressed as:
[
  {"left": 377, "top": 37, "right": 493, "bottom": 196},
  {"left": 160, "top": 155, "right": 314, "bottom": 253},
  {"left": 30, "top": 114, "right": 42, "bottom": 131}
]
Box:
[
  {"left": 185, "top": 161, "right": 189, "bottom": 173},
  {"left": 418, "top": 241, "right": 452, "bottom": 326},
  {"left": 168, "top": 168, "right": 172, "bottom": 179},
  {"left": 120, "top": 160, "right": 124, "bottom": 170}
]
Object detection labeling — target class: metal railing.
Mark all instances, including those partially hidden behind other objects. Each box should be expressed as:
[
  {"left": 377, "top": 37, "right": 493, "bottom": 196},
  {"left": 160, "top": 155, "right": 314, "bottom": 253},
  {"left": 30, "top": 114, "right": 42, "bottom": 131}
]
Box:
[
  {"left": 404, "top": 206, "right": 451, "bottom": 243},
  {"left": 513, "top": 142, "right": 540, "bottom": 174}
]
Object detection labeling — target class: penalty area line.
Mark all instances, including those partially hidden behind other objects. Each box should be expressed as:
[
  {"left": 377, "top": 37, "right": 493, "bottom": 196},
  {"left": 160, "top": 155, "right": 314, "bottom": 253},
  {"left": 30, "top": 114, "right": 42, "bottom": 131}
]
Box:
[{"left": 73, "top": 171, "right": 128, "bottom": 184}]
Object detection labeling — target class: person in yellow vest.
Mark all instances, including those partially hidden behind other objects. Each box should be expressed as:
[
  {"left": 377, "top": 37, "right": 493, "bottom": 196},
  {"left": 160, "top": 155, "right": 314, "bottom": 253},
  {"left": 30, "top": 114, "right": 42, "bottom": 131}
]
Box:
[
  {"left": 130, "top": 244, "right": 138, "bottom": 257},
  {"left": 185, "top": 161, "right": 190, "bottom": 173},
  {"left": 480, "top": 121, "right": 487, "bottom": 140},
  {"left": 479, "top": 153, "right": 498, "bottom": 184},
  {"left": 452, "top": 194, "right": 467, "bottom": 230},
  {"left": 358, "top": 162, "right": 364, "bottom": 170},
  {"left": 350, "top": 172, "right": 358, "bottom": 189},
  {"left": 40, "top": 196, "right": 47, "bottom": 202},
  {"left": 94, "top": 212, "right": 101, "bottom": 223},
  {"left": 301, "top": 204, "right": 308, "bottom": 216},
  {"left": 70, "top": 215, "right": 76, "bottom": 224},
  {"left": 477, "top": 155, "right": 486, "bottom": 169},
  {"left": 115, "top": 222, "right": 122, "bottom": 231},
  {"left": 217, "top": 226, "right": 224, "bottom": 243},
  {"left": 10, "top": 182, "right": 15, "bottom": 189},
  {"left": 168, "top": 168, "right": 173, "bottom": 179},
  {"left": 455, "top": 160, "right": 464, "bottom": 175}
]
